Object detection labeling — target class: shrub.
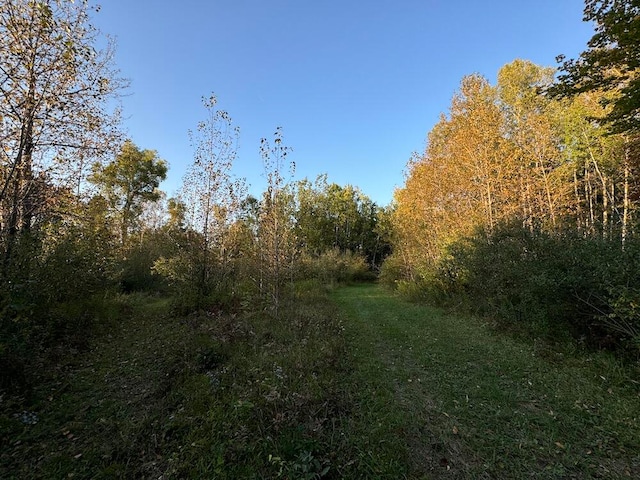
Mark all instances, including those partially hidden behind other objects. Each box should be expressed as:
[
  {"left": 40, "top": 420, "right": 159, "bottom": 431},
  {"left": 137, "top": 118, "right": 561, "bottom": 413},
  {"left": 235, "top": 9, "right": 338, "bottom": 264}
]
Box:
[
  {"left": 299, "top": 249, "right": 373, "bottom": 284},
  {"left": 439, "top": 222, "right": 640, "bottom": 350},
  {"left": 0, "top": 224, "right": 118, "bottom": 393},
  {"left": 378, "top": 253, "right": 406, "bottom": 290},
  {"left": 153, "top": 248, "right": 244, "bottom": 314},
  {"left": 386, "top": 220, "right": 640, "bottom": 353}
]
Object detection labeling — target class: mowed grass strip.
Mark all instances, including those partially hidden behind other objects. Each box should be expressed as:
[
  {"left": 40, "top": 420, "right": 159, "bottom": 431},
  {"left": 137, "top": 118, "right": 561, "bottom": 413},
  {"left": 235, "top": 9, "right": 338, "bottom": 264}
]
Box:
[{"left": 331, "top": 283, "right": 640, "bottom": 479}]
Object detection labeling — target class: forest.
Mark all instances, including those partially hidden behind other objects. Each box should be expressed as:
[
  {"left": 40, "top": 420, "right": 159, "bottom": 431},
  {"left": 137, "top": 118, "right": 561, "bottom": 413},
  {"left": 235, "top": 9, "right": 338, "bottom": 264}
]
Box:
[{"left": 1, "top": 0, "right": 639, "bottom": 478}]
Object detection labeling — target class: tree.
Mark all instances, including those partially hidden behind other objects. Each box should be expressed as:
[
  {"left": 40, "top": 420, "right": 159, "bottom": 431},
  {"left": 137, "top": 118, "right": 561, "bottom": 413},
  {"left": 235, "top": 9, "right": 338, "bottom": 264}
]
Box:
[
  {"left": 178, "top": 94, "right": 245, "bottom": 300},
  {"left": 166, "top": 197, "right": 187, "bottom": 230},
  {"left": 552, "top": 1, "right": 640, "bottom": 245},
  {"left": 258, "top": 127, "right": 295, "bottom": 317},
  {"left": 0, "top": 0, "right": 125, "bottom": 265},
  {"left": 293, "top": 176, "right": 388, "bottom": 267},
  {"left": 553, "top": 0, "right": 640, "bottom": 135},
  {"left": 557, "top": 92, "right": 626, "bottom": 238},
  {"left": 89, "top": 140, "right": 167, "bottom": 246},
  {"left": 498, "top": 60, "right": 566, "bottom": 229},
  {"left": 392, "top": 73, "right": 513, "bottom": 278}
]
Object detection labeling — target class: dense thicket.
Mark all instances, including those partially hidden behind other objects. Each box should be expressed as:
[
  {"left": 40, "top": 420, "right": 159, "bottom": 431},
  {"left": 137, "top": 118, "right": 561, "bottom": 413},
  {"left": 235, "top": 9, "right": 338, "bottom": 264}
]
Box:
[{"left": 0, "top": 0, "right": 125, "bottom": 390}]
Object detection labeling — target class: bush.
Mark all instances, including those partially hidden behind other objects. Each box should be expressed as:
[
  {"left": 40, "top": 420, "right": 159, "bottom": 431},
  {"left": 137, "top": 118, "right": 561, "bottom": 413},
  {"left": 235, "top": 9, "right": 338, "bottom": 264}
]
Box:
[
  {"left": 299, "top": 249, "right": 374, "bottom": 284},
  {"left": 380, "top": 251, "right": 466, "bottom": 306},
  {"left": 153, "top": 249, "right": 244, "bottom": 315},
  {"left": 0, "top": 221, "right": 120, "bottom": 393},
  {"left": 378, "top": 253, "right": 406, "bottom": 290},
  {"left": 604, "top": 286, "right": 640, "bottom": 351},
  {"left": 387, "top": 221, "right": 640, "bottom": 353},
  {"left": 438, "top": 222, "right": 640, "bottom": 350}
]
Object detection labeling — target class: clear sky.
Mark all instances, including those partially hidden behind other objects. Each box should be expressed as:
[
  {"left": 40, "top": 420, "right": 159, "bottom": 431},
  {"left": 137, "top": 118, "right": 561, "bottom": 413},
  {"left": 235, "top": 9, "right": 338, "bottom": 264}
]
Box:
[{"left": 92, "top": 0, "right": 594, "bottom": 206}]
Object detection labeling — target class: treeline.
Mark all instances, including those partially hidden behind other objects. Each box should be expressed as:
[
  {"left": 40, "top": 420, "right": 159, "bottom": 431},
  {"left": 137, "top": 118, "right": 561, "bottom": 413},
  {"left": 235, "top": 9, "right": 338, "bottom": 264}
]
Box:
[
  {"left": 0, "top": 2, "right": 389, "bottom": 393},
  {"left": 150, "top": 110, "right": 389, "bottom": 316},
  {"left": 384, "top": 0, "right": 640, "bottom": 354}
]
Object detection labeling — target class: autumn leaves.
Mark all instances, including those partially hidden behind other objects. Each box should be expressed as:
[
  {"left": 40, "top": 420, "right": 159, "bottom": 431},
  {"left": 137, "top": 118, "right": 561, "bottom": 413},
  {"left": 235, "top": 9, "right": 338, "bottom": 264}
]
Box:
[{"left": 393, "top": 60, "right": 629, "bottom": 277}]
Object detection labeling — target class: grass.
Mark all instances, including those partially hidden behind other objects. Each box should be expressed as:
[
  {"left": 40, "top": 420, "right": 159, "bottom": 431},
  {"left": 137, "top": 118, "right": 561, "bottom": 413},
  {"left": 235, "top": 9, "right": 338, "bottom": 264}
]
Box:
[
  {"left": 2, "top": 283, "right": 639, "bottom": 478},
  {"left": 331, "top": 283, "right": 640, "bottom": 479},
  {"left": 1, "top": 285, "right": 353, "bottom": 479}
]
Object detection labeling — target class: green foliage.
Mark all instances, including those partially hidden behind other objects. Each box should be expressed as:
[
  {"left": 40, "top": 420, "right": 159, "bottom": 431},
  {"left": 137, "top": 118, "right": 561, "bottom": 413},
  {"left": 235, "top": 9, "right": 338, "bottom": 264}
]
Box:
[
  {"left": 378, "top": 253, "right": 406, "bottom": 289},
  {"left": 299, "top": 248, "right": 373, "bottom": 284},
  {"left": 89, "top": 140, "right": 168, "bottom": 245},
  {"left": 153, "top": 234, "right": 208, "bottom": 312},
  {"left": 0, "top": 196, "right": 120, "bottom": 392},
  {"left": 39, "top": 227, "right": 116, "bottom": 304},
  {"left": 294, "top": 176, "right": 391, "bottom": 269},
  {"left": 118, "top": 232, "right": 173, "bottom": 293},
  {"left": 605, "top": 286, "right": 640, "bottom": 349},
  {"left": 403, "top": 221, "right": 640, "bottom": 351},
  {"left": 269, "top": 450, "right": 331, "bottom": 479},
  {"left": 152, "top": 228, "right": 248, "bottom": 314},
  {"left": 380, "top": 253, "right": 456, "bottom": 305},
  {"left": 552, "top": 0, "right": 640, "bottom": 134}
]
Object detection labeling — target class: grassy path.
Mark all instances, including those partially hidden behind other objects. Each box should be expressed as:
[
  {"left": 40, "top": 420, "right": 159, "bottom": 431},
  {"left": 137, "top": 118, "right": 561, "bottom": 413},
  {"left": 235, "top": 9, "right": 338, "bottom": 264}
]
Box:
[
  {"left": 3, "top": 285, "right": 639, "bottom": 479},
  {"left": 331, "top": 283, "right": 640, "bottom": 479}
]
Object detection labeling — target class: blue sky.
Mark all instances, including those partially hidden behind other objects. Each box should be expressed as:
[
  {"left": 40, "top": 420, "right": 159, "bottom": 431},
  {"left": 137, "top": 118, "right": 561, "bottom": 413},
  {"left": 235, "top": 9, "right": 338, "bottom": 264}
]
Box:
[{"left": 93, "top": 0, "right": 593, "bottom": 206}]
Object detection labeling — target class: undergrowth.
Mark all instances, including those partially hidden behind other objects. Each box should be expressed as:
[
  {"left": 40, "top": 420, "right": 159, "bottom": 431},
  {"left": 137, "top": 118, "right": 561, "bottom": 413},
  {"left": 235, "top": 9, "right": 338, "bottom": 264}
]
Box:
[
  {"left": 0, "top": 284, "right": 356, "bottom": 479},
  {"left": 4, "top": 283, "right": 638, "bottom": 479}
]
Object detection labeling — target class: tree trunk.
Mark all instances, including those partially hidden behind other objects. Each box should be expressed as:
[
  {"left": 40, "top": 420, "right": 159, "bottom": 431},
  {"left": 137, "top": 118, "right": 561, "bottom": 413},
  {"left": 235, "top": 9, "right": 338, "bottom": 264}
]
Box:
[
  {"left": 602, "top": 175, "right": 608, "bottom": 240},
  {"left": 586, "top": 168, "right": 595, "bottom": 235},
  {"left": 3, "top": 74, "right": 36, "bottom": 269},
  {"left": 574, "top": 168, "right": 582, "bottom": 232},
  {"left": 622, "top": 144, "right": 630, "bottom": 248}
]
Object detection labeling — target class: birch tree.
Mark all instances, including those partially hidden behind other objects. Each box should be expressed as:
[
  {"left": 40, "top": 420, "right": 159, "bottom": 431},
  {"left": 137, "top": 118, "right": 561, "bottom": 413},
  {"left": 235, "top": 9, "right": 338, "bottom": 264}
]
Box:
[
  {"left": 498, "top": 60, "right": 565, "bottom": 229},
  {"left": 258, "top": 127, "right": 295, "bottom": 317},
  {"left": 551, "top": 0, "right": 639, "bottom": 245},
  {"left": 179, "top": 94, "right": 245, "bottom": 300}
]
